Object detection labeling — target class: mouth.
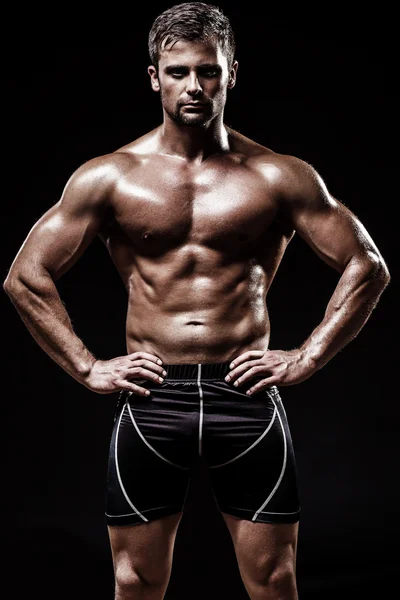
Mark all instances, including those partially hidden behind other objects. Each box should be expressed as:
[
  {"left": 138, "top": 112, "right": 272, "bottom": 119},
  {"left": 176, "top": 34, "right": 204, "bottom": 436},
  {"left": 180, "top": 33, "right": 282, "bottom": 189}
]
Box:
[{"left": 182, "top": 103, "right": 207, "bottom": 110}]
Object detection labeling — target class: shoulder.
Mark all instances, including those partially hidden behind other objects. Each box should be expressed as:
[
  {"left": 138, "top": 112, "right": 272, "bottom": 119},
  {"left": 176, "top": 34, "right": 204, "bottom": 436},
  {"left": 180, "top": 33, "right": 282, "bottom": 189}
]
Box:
[
  {"left": 50, "top": 151, "right": 138, "bottom": 220},
  {"left": 63, "top": 137, "right": 153, "bottom": 204},
  {"left": 67, "top": 151, "right": 139, "bottom": 190},
  {"left": 59, "top": 129, "right": 160, "bottom": 211},
  {"left": 249, "top": 149, "right": 333, "bottom": 210},
  {"left": 269, "top": 153, "right": 329, "bottom": 197},
  {"left": 227, "top": 127, "right": 325, "bottom": 195}
]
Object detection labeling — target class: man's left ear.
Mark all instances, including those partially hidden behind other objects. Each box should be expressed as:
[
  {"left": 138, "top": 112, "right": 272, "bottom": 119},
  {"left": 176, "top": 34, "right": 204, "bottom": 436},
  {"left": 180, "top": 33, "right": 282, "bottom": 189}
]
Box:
[
  {"left": 227, "top": 60, "right": 238, "bottom": 89},
  {"left": 148, "top": 65, "right": 160, "bottom": 92}
]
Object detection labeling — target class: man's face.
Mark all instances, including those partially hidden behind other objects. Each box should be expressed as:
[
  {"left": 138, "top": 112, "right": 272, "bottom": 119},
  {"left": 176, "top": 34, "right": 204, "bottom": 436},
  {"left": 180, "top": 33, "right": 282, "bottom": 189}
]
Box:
[{"left": 148, "top": 37, "right": 237, "bottom": 127}]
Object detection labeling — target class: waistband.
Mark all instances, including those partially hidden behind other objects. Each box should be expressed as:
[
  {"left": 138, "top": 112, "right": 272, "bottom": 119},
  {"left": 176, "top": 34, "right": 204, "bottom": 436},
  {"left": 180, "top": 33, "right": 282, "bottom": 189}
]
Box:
[{"left": 163, "top": 362, "right": 232, "bottom": 380}]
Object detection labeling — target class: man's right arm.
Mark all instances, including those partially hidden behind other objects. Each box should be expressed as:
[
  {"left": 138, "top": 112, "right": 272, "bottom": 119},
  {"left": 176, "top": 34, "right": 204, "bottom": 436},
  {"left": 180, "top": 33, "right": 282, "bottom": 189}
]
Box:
[
  {"left": 3, "top": 156, "right": 115, "bottom": 386},
  {"left": 4, "top": 154, "right": 166, "bottom": 396}
]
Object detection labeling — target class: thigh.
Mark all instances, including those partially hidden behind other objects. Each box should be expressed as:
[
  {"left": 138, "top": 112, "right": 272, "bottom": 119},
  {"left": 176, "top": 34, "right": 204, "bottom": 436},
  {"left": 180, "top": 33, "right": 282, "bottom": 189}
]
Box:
[
  {"left": 206, "top": 385, "right": 301, "bottom": 524},
  {"left": 106, "top": 390, "right": 194, "bottom": 526}
]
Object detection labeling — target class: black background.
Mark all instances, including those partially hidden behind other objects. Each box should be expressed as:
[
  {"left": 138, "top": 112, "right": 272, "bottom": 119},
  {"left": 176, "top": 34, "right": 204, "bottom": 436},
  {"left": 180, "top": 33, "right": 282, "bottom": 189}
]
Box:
[{"left": 3, "top": 2, "right": 398, "bottom": 599}]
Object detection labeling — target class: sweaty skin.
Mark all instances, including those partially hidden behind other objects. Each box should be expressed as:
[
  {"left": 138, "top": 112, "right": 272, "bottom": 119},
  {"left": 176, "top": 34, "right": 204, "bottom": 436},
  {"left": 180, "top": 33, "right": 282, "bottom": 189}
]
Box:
[
  {"left": 4, "top": 29, "right": 391, "bottom": 600},
  {"left": 100, "top": 128, "right": 290, "bottom": 363},
  {"left": 4, "top": 127, "right": 389, "bottom": 391},
  {"left": 4, "top": 37, "right": 390, "bottom": 400}
]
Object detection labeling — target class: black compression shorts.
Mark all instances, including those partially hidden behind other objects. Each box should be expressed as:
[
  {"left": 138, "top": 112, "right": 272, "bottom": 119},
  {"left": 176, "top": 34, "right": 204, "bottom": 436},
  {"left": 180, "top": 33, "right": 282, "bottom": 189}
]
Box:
[{"left": 105, "top": 361, "right": 301, "bottom": 526}]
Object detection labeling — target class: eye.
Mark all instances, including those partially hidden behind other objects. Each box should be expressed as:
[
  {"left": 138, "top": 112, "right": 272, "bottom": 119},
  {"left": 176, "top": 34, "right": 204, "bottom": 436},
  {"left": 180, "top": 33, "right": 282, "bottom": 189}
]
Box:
[
  {"left": 168, "top": 70, "right": 186, "bottom": 79},
  {"left": 201, "top": 69, "right": 218, "bottom": 78}
]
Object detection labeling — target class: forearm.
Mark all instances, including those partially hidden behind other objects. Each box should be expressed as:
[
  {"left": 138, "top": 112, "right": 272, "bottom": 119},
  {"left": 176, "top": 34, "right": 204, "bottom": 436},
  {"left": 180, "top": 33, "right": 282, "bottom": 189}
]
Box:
[
  {"left": 300, "top": 254, "right": 390, "bottom": 369},
  {"left": 4, "top": 272, "right": 96, "bottom": 385}
]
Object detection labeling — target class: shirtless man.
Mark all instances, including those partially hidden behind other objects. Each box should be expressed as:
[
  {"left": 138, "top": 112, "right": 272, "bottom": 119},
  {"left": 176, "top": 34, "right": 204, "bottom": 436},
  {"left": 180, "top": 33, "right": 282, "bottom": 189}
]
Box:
[{"left": 3, "top": 3, "right": 390, "bottom": 600}]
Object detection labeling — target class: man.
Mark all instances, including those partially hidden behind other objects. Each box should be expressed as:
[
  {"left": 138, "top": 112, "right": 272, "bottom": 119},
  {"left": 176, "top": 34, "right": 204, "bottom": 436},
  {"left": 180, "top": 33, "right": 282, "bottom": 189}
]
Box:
[{"left": 3, "top": 2, "right": 390, "bottom": 599}]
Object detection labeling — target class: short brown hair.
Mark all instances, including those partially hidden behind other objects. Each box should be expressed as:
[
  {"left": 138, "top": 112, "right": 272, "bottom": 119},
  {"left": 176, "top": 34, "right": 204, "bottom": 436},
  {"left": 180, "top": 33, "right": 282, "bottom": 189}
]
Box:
[{"left": 148, "top": 2, "right": 236, "bottom": 69}]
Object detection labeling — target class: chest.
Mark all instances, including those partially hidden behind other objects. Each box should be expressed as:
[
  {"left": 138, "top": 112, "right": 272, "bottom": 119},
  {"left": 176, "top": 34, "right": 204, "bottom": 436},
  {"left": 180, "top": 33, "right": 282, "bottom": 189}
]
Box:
[{"left": 108, "top": 159, "right": 277, "bottom": 252}]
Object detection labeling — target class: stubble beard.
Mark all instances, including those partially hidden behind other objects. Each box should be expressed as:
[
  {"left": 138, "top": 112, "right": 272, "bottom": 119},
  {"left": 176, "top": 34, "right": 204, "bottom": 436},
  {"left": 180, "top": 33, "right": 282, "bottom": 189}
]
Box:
[
  {"left": 160, "top": 87, "right": 214, "bottom": 127},
  {"left": 170, "top": 103, "right": 213, "bottom": 127}
]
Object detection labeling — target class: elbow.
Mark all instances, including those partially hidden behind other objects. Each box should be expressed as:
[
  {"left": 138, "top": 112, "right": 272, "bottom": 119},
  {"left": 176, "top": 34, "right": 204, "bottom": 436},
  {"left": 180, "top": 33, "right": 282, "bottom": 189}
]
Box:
[
  {"left": 3, "top": 271, "right": 18, "bottom": 295},
  {"left": 3, "top": 271, "right": 26, "bottom": 299},
  {"left": 347, "top": 250, "right": 390, "bottom": 300},
  {"left": 365, "top": 251, "right": 391, "bottom": 293},
  {"left": 380, "top": 261, "right": 391, "bottom": 289},
  {"left": 3, "top": 266, "right": 50, "bottom": 300}
]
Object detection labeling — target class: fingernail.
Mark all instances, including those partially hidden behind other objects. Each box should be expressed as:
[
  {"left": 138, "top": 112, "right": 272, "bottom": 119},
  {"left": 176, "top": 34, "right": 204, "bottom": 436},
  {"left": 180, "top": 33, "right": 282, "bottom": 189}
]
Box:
[
  {"left": 162, "top": 370, "right": 167, "bottom": 376},
  {"left": 145, "top": 390, "right": 150, "bottom": 396},
  {"left": 225, "top": 375, "right": 230, "bottom": 381},
  {"left": 157, "top": 359, "right": 162, "bottom": 365},
  {"left": 246, "top": 390, "right": 252, "bottom": 396},
  {"left": 159, "top": 377, "right": 164, "bottom": 382},
  {"left": 230, "top": 362, "right": 235, "bottom": 368}
]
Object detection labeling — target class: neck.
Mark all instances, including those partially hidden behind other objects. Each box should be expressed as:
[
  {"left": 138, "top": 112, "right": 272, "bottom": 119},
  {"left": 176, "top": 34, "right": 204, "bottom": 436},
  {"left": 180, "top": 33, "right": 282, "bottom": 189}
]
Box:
[{"left": 158, "top": 112, "right": 230, "bottom": 162}]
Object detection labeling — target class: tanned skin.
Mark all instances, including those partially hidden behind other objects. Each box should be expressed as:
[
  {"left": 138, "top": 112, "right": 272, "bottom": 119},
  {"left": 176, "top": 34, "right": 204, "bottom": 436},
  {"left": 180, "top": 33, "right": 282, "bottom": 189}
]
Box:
[{"left": 4, "top": 37, "right": 390, "bottom": 600}]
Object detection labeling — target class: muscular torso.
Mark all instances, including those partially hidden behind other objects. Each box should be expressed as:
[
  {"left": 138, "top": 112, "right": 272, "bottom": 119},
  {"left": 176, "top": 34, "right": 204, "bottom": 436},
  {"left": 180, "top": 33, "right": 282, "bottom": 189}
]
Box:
[{"left": 98, "top": 129, "right": 294, "bottom": 363}]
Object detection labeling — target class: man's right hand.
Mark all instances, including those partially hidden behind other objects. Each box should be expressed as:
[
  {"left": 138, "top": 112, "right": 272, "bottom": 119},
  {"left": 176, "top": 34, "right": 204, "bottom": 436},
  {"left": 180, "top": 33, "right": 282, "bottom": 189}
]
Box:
[{"left": 84, "top": 351, "right": 167, "bottom": 396}]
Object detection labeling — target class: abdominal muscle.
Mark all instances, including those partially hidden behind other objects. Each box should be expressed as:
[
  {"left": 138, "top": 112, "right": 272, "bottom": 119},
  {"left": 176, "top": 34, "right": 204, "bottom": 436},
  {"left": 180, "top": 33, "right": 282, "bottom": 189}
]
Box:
[{"left": 124, "top": 260, "right": 271, "bottom": 364}]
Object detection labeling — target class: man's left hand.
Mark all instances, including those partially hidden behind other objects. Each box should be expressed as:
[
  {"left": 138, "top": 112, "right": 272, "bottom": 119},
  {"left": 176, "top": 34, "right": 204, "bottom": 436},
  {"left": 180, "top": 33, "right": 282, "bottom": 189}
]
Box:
[{"left": 225, "top": 348, "right": 317, "bottom": 395}]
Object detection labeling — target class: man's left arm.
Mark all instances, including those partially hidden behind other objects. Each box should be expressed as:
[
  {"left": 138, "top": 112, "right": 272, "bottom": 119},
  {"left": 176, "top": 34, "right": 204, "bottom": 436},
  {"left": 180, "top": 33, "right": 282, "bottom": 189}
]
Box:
[
  {"left": 283, "top": 157, "right": 390, "bottom": 371},
  {"left": 227, "top": 156, "right": 390, "bottom": 393}
]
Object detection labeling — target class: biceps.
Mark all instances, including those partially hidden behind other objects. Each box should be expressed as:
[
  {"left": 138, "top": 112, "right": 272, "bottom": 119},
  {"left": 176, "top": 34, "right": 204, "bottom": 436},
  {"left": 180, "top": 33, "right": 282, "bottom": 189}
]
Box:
[
  {"left": 11, "top": 203, "right": 103, "bottom": 281},
  {"left": 295, "top": 203, "right": 377, "bottom": 273}
]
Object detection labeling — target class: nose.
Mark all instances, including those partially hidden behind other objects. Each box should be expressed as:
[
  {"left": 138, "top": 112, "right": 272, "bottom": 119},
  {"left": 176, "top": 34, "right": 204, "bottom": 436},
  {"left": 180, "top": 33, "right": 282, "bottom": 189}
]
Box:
[{"left": 186, "top": 72, "right": 202, "bottom": 97}]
